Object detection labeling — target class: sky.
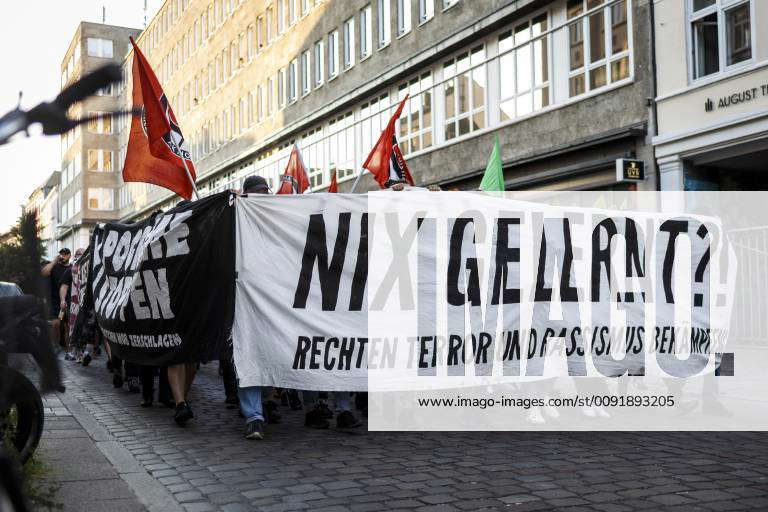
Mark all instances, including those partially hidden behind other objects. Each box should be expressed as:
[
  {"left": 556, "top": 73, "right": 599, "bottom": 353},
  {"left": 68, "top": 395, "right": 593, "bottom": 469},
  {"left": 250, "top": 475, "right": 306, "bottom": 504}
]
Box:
[{"left": 0, "top": 0, "right": 164, "bottom": 233}]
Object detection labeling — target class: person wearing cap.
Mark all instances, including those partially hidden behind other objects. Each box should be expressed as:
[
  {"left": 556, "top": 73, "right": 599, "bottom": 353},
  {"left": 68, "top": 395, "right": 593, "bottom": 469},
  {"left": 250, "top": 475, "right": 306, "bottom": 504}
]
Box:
[
  {"left": 232, "top": 175, "right": 285, "bottom": 440},
  {"left": 41, "top": 248, "right": 72, "bottom": 354},
  {"left": 242, "top": 175, "right": 270, "bottom": 194}
]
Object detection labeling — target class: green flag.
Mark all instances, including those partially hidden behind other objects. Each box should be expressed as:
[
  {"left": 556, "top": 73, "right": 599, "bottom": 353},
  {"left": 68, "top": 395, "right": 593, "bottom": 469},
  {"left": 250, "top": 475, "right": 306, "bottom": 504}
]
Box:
[{"left": 479, "top": 137, "right": 504, "bottom": 192}]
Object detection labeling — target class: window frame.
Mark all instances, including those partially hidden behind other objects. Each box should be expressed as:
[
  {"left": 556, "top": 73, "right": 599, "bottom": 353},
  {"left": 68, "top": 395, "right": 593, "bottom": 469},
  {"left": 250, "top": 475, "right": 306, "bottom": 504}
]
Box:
[
  {"left": 442, "top": 44, "right": 488, "bottom": 142},
  {"left": 343, "top": 17, "right": 356, "bottom": 70},
  {"left": 328, "top": 30, "right": 340, "bottom": 78},
  {"left": 397, "top": 0, "right": 412, "bottom": 36},
  {"left": 360, "top": 4, "right": 373, "bottom": 59},
  {"left": 419, "top": 0, "right": 434, "bottom": 23},
  {"left": 566, "top": 0, "right": 634, "bottom": 99},
  {"left": 378, "top": 0, "right": 391, "bottom": 48},
  {"left": 497, "top": 10, "right": 553, "bottom": 122},
  {"left": 686, "top": 0, "right": 754, "bottom": 83},
  {"left": 301, "top": 49, "right": 311, "bottom": 96}
]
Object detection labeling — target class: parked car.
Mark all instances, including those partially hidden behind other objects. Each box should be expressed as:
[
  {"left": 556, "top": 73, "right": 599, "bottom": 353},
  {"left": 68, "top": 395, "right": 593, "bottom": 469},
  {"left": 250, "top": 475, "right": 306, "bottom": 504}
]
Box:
[{"left": 0, "top": 283, "right": 22, "bottom": 297}]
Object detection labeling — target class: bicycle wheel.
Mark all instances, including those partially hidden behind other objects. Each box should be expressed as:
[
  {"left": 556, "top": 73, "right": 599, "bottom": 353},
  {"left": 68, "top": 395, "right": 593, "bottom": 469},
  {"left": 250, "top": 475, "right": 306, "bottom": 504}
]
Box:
[{"left": 0, "top": 366, "right": 44, "bottom": 464}]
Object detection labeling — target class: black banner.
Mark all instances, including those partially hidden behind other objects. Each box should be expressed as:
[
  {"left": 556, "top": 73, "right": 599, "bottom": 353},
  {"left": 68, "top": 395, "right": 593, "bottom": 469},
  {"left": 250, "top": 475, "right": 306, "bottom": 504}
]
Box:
[{"left": 86, "top": 192, "right": 235, "bottom": 366}]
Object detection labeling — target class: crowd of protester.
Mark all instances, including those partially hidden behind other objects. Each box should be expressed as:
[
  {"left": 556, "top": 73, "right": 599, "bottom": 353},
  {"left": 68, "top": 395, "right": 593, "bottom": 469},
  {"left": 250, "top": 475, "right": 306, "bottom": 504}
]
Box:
[{"left": 40, "top": 175, "right": 381, "bottom": 440}]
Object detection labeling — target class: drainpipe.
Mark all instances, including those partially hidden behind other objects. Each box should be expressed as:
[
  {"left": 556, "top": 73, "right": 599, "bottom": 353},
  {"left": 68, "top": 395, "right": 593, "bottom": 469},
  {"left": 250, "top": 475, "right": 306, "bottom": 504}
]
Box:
[{"left": 649, "top": 0, "right": 661, "bottom": 191}]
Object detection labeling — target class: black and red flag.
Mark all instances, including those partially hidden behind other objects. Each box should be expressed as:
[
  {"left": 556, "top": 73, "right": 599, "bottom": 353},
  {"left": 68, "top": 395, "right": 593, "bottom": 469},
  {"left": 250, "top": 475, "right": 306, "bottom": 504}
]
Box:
[
  {"left": 362, "top": 95, "right": 414, "bottom": 188},
  {"left": 276, "top": 144, "right": 311, "bottom": 195},
  {"left": 123, "top": 37, "right": 197, "bottom": 200}
]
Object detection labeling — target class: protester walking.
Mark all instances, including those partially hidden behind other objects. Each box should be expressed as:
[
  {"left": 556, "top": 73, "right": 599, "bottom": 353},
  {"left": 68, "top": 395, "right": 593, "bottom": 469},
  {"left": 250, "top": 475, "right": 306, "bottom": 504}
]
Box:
[{"left": 41, "top": 248, "right": 71, "bottom": 353}]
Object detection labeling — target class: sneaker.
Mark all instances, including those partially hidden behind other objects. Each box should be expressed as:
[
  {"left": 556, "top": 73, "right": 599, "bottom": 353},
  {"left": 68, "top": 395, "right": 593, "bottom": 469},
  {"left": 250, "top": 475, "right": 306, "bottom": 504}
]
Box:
[
  {"left": 112, "top": 373, "right": 124, "bottom": 388},
  {"left": 82, "top": 353, "right": 92, "bottom": 367},
  {"left": 128, "top": 377, "right": 140, "bottom": 393},
  {"left": 224, "top": 396, "right": 239, "bottom": 409},
  {"left": 288, "top": 390, "right": 303, "bottom": 410},
  {"left": 316, "top": 402, "right": 334, "bottom": 419},
  {"left": 174, "top": 402, "right": 194, "bottom": 426},
  {"left": 244, "top": 419, "right": 265, "bottom": 440},
  {"left": 264, "top": 401, "right": 282, "bottom": 424},
  {"left": 304, "top": 408, "right": 330, "bottom": 429},
  {"left": 336, "top": 410, "right": 363, "bottom": 429}
]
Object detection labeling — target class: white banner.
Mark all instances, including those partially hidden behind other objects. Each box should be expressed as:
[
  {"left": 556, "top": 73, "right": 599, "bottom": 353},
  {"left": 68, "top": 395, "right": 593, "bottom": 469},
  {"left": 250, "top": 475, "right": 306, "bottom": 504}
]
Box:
[{"left": 232, "top": 192, "right": 733, "bottom": 391}]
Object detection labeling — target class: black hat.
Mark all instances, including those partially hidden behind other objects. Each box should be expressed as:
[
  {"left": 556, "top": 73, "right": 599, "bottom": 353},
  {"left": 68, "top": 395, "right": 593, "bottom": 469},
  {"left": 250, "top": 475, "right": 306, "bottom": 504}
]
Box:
[
  {"left": 242, "top": 175, "right": 270, "bottom": 193},
  {"left": 59, "top": 248, "right": 71, "bottom": 255}
]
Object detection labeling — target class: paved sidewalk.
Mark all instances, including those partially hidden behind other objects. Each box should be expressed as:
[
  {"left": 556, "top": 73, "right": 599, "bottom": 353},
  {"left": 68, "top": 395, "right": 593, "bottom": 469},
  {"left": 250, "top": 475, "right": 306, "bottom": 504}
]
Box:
[
  {"left": 39, "top": 356, "right": 768, "bottom": 512},
  {"left": 37, "top": 396, "right": 149, "bottom": 512}
]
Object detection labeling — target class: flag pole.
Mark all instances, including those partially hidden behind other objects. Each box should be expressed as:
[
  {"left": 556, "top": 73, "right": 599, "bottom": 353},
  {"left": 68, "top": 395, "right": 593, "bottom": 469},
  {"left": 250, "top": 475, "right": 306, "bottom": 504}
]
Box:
[
  {"left": 350, "top": 168, "right": 364, "bottom": 193},
  {"left": 181, "top": 157, "right": 200, "bottom": 200}
]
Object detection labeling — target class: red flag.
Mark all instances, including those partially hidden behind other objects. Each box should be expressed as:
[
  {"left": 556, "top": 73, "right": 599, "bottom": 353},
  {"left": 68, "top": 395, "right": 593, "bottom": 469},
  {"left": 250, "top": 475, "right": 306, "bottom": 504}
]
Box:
[
  {"left": 123, "top": 37, "right": 196, "bottom": 200},
  {"left": 327, "top": 169, "right": 338, "bottom": 193},
  {"left": 362, "top": 95, "right": 414, "bottom": 188},
  {"left": 276, "top": 144, "right": 311, "bottom": 195}
]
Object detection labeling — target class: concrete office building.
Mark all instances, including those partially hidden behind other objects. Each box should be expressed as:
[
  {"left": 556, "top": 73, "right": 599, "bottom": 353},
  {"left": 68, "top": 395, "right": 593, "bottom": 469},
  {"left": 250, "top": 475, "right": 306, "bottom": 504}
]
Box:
[
  {"left": 117, "top": 0, "right": 656, "bottom": 220},
  {"left": 653, "top": 0, "right": 767, "bottom": 191},
  {"left": 23, "top": 171, "right": 61, "bottom": 260},
  {"left": 57, "top": 22, "right": 141, "bottom": 250}
]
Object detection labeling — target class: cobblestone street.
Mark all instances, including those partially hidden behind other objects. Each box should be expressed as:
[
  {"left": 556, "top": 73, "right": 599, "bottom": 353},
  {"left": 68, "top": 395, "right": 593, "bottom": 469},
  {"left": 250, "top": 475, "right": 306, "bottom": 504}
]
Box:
[{"left": 33, "top": 357, "right": 768, "bottom": 512}]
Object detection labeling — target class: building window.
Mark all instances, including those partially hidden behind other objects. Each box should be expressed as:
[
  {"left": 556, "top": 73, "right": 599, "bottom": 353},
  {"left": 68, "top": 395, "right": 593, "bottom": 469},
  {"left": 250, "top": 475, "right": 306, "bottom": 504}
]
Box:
[
  {"left": 301, "top": 50, "right": 311, "bottom": 95},
  {"left": 397, "top": 72, "right": 433, "bottom": 155},
  {"left": 257, "top": 16, "right": 264, "bottom": 51},
  {"left": 277, "top": 0, "right": 285, "bottom": 33},
  {"left": 397, "top": 0, "right": 411, "bottom": 35},
  {"left": 247, "top": 26, "right": 254, "bottom": 61},
  {"left": 231, "top": 41, "right": 238, "bottom": 74},
  {"left": 499, "top": 13, "right": 550, "bottom": 121},
  {"left": 443, "top": 45, "right": 486, "bottom": 140},
  {"left": 87, "top": 38, "right": 113, "bottom": 58},
  {"left": 278, "top": 68, "right": 286, "bottom": 109},
  {"left": 87, "top": 150, "right": 113, "bottom": 172},
  {"left": 301, "top": 0, "right": 310, "bottom": 16},
  {"left": 343, "top": 18, "right": 355, "bottom": 69},
  {"left": 360, "top": 5, "right": 373, "bottom": 58},
  {"left": 302, "top": 127, "right": 325, "bottom": 189},
  {"left": 328, "top": 112, "right": 356, "bottom": 182},
  {"left": 88, "top": 188, "right": 114, "bottom": 211},
  {"left": 419, "top": 0, "right": 434, "bottom": 22},
  {"left": 288, "top": 58, "right": 298, "bottom": 103},
  {"left": 268, "top": 76, "right": 275, "bottom": 114},
  {"left": 313, "top": 40, "right": 325, "bottom": 86},
  {"left": 443, "top": 0, "right": 459, "bottom": 8},
  {"left": 266, "top": 6, "right": 274, "bottom": 43},
  {"left": 328, "top": 30, "right": 339, "bottom": 78},
  {"left": 378, "top": 0, "right": 391, "bottom": 47},
  {"left": 257, "top": 84, "right": 264, "bottom": 121},
  {"left": 288, "top": 0, "right": 297, "bottom": 24},
  {"left": 567, "top": 0, "right": 631, "bottom": 97},
  {"left": 87, "top": 112, "right": 112, "bottom": 135},
  {"left": 690, "top": 0, "right": 752, "bottom": 80}
]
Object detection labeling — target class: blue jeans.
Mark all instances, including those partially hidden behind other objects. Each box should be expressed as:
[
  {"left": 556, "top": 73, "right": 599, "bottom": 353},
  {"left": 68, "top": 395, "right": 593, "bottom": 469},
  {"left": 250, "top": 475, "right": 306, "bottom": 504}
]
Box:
[{"left": 239, "top": 386, "right": 264, "bottom": 423}]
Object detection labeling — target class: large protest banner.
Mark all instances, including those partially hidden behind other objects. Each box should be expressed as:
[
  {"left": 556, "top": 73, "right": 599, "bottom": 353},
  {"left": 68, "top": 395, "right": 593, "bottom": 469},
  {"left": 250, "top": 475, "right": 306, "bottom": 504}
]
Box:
[
  {"left": 87, "top": 192, "right": 235, "bottom": 366},
  {"left": 232, "top": 192, "right": 733, "bottom": 391}
]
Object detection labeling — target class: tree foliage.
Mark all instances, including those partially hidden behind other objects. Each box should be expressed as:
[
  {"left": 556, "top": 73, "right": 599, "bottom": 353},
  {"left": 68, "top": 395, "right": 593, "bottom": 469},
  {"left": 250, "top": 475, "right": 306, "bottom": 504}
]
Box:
[{"left": 0, "top": 211, "right": 45, "bottom": 297}]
